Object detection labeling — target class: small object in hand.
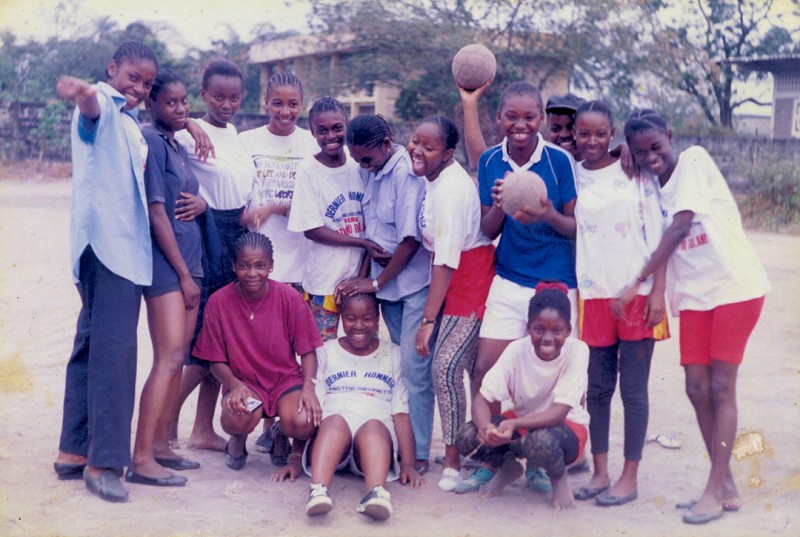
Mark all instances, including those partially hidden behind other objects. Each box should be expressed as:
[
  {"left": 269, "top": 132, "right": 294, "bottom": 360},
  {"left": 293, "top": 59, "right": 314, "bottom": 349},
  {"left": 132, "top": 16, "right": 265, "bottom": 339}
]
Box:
[
  {"left": 245, "top": 396, "right": 263, "bottom": 413},
  {"left": 452, "top": 44, "right": 497, "bottom": 90},
  {"left": 500, "top": 170, "right": 547, "bottom": 216}
]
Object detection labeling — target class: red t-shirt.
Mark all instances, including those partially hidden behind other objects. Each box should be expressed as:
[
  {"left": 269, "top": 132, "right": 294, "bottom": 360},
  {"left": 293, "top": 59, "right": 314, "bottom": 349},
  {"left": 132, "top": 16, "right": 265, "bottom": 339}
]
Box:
[{"left": 194, "top": 280, "right": 323, "bottom": 415}]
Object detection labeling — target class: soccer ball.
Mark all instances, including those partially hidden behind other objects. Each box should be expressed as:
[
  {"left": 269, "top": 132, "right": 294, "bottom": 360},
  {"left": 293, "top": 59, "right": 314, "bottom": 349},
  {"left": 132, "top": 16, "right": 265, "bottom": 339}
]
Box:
[
  {"left": 501, "top": 170, "right": 548, "bottom": 217},
  {"left": 452, "top": 44, "right": 497, "bottom": 91}
]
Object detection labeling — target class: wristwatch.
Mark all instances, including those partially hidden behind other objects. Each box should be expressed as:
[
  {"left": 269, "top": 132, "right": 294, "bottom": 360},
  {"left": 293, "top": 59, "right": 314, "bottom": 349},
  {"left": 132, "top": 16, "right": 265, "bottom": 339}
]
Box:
[{"left": 372, "top": 279, "right": 381, "bottom": 292}]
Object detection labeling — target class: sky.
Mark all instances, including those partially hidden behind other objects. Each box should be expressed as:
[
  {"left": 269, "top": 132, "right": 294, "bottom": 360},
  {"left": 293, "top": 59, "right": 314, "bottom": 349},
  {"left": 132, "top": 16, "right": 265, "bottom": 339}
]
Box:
[{"left": 0, "top": 0, "right": 312, "bottom": 52}]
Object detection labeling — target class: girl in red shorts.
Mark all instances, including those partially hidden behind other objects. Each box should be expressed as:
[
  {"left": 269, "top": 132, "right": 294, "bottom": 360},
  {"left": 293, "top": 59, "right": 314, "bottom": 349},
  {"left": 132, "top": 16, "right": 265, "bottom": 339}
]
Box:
[{"left": 617, "top": 110, "right": 769, "bottom": 525}]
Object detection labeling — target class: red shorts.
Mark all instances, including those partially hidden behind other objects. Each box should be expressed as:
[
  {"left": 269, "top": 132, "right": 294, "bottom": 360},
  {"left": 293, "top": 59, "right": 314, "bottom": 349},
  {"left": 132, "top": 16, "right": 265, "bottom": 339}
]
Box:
[
  {"left": 679, "top": 296, "right": 765, "bottom": 366},
  {"left": 443, "top": 244, "right": 495, "bottom": 320},
  {"left": 579, "top": 296, "right": 670, "bottom": 347}
]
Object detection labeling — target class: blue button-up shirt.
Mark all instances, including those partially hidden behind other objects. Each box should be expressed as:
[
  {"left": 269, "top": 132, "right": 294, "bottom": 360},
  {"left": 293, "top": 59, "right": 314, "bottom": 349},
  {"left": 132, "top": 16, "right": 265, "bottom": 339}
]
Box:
[
  {"left": 69, "top": 82, "right": 152, "bottom": 285},
  {"left": 360, "top": 145, "right": 431, "bottom": 301}
]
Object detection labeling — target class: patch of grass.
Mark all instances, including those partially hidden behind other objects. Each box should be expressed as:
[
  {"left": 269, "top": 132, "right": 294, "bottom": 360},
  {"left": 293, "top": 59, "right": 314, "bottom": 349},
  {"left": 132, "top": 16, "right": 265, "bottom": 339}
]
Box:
[{"left": 738, "top": 160, "right": 800, "bottom": 234}]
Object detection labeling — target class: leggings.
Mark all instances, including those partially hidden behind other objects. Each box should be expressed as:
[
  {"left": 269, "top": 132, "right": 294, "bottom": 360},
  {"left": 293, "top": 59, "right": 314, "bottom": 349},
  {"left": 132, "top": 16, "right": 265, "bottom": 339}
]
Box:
[
  {"left": 432, "top": 313, "right": 481, "bottom": 445},
  {"left": 457, "top": 416, "right": 579, "bottom": 479},
  {"left": 586, "top": 339, "right": 654, "bottom": 461}
]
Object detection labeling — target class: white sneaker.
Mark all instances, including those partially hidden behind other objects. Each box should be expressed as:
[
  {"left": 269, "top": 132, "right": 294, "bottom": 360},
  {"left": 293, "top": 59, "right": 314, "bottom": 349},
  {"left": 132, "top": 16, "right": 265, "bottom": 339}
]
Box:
[
  {"left": 356, "top": 485, "right": 393, "bottom": 520},
  {"left": 305, "top": 483, "right": 333, "bottom": 516},
  {"left": 438, "top": 467, "right": 462, "bottom": 492}
]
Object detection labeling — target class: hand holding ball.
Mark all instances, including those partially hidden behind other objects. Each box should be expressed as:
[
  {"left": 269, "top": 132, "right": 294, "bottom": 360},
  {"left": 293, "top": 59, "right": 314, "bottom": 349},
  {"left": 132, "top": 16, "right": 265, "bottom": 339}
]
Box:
[
  {"left": 452, "top": 44, "right": 497, "bottom": 91},
  {"left": 500, "top": 170, "right": 548, "bottom": 217}
]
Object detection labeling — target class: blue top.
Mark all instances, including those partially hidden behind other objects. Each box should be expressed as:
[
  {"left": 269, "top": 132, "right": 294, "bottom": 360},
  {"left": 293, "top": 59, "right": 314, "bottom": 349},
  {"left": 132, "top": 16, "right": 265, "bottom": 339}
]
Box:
[
  {"left": 478, "top": 135, "right": 578, "bottom": 288},
  {"left": 142, "top": 125, "right": 204, "bottom": 288},
  {"left": 360, "top": 145, "right": 431, "bottom": 301},
  {"left": 69, "top": 82, "right": 152, "bottom": 285}
]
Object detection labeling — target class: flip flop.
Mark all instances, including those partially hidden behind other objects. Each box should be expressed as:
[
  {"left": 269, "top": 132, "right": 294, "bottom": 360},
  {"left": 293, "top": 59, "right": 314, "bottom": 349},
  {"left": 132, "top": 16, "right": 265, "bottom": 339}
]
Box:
[
  {"left": 647, "top": 434, "right": 682, "bottom": 449},
  {"left": 682, "top": 510, "right": 724, "bottom": 525},
  {"left": 574, "top": 484, "right": 609, "bottom": 501},
  {"left": 676, "top": 499, "right": 740, "bottom": 512},
  {"left": 595, "top": 489, "right": 638, "bottom": 506}
]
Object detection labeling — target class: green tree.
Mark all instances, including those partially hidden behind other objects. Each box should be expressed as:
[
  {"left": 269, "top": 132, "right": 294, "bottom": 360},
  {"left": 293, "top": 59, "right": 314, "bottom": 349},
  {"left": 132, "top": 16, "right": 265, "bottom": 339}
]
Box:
[{"left": 637, "top": 0, "right": 798, "bottom": 128}]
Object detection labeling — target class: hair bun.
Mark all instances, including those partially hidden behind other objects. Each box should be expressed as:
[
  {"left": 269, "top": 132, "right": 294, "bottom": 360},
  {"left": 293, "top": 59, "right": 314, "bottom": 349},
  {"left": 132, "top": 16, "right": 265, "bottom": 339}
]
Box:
[{"left": 534, "top": 281, "right": 569, "bottom": 295}]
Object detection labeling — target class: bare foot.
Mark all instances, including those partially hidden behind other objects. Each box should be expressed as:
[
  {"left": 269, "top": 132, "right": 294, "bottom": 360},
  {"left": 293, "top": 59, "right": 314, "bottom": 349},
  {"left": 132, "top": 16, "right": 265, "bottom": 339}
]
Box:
[
  {"left": 689, "top": 491, "right": 724, "bottom": 517},
  {"left": 479, "top": 459, "right": 523, "bottom": 498},
  {"left": 187, "top": 432, "right": 227, "bottom": 452},
  {"left": 606, "top": 476, "right": 637, "bottom": 498},
  {"left": 129, "top": 459, "right": 175, "bottom": 480},
  {"left": 582, "top": 472, "right": 610, "bottom": 492},
  {"left": 550, "top": 474, "right": 575, "bottom": 510}
]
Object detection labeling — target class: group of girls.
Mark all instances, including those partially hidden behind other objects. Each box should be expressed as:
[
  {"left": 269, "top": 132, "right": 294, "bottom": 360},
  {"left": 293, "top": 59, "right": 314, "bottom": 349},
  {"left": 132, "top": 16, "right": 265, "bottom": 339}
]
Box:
[{"left": 54, "top": 40, "right": 768, "bottom": 527}]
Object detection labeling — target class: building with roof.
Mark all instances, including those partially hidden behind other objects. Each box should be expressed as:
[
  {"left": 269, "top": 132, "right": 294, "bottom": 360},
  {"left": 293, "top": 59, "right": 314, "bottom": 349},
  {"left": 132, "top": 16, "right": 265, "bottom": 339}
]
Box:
[
  {"left": 728, "top": 54, "right": 800, "bottom": 140},
  {"left": 248, "top": 34, "right": 568, "bottom": 120}
]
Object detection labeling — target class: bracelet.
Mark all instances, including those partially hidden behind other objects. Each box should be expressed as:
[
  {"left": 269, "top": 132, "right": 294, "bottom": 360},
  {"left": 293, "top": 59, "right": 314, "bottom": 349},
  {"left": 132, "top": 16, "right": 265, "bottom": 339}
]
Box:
[
  {"left": 635, "top": 272, "right": 647, "bottom": 283},
  {"left": 421, "top": 317, "right": 436, "bottom": 326},
  {"left": 372, "top": 279, "right": 381, "bottom": 292}
]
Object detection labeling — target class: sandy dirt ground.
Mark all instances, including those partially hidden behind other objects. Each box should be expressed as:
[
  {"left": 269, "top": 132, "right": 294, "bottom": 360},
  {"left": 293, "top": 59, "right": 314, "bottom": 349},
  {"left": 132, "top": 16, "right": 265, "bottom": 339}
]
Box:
[{"left": 0, "top": 173, "right": 798, "bottom": 537}]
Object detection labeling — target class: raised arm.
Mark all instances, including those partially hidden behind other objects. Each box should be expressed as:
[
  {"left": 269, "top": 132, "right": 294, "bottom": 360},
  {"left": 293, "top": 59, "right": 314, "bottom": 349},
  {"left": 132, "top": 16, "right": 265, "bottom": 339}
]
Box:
[
  {"left": 57, "top": 76, "right": 100, "bottom": 120},
  {"left": 457, "top": 79, "right": 492, "bottom": 171}
]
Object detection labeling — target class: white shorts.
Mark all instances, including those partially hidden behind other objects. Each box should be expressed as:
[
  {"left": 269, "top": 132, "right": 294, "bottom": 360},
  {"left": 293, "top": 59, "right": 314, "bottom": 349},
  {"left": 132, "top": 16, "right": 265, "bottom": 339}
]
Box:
[
  {"left": 478, "top": 275, "right": 578, "bottom": 340},
  {"left": 302, "top": 412, "right": 401, "bottom": 482}
]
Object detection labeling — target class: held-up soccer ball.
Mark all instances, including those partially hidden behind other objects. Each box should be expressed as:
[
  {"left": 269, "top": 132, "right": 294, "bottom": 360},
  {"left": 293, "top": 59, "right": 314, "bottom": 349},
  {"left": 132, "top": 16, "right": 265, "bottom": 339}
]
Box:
[
  {"left": 451, "top": 44, "right": 497, "bottom": 90},
  {"left": 501, "top": 170, "right": 548, "bottom": 216}
]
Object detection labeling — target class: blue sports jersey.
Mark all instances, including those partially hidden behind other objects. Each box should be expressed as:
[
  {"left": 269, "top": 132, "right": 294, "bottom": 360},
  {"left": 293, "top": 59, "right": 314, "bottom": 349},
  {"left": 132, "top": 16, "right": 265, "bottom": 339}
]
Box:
[{"left": 477, "top": 139, "right": 578, "bottom": 288}]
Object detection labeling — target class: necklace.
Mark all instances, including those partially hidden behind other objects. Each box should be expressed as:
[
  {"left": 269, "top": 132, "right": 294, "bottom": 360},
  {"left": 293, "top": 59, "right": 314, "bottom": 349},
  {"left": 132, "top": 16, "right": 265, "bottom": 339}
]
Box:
[{"left": 237, "top": 283, "right": 267, "bottom": 321}]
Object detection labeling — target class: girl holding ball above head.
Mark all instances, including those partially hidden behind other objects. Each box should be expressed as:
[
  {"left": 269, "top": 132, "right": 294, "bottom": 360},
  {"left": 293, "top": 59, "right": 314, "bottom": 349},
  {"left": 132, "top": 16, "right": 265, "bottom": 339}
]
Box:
[
  {"left": 408, "top": 115, "right": 496, "bottom": 492},
  {"left": 288, "top": 98, "right": 388, "bottom": 341},
  {"left": 617, "top": 110, "right": 769, "bottom": 525},
  {"left": 337, "top": 114, "right": 434, "bottom": 475},
  {"left": 571, "top": 100, "right": 669, "bottom": 507}
]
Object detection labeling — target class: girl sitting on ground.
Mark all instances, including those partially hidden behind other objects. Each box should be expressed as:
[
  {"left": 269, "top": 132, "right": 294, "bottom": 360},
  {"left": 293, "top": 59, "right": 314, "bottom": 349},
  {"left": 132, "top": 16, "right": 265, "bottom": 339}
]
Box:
[{"left": 303, "top": 293, "right": 422, "bottom": 521}]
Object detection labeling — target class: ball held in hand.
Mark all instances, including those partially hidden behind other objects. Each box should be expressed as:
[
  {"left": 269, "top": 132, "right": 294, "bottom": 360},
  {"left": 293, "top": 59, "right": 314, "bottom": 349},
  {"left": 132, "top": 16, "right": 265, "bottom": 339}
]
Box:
[
  {"left": 452, "top": 44, "right": 497, "bottom": 91},
  {"left": 501, "top": 170, "right": 548, "bottom": 216}
]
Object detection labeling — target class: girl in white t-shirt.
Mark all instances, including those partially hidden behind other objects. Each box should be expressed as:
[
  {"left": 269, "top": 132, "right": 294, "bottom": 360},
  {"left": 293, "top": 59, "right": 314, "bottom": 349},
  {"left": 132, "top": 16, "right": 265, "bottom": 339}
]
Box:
[
  {"left": 302, "top": 293, "right": 422, "bottom": 521},
  {"left": 407, "top": 115, "right": 496, "bottom": 492},
  {"left": 456, "top": 283, "right": 589, "bottom": 510},
  {"left": 618, "top": 110, "right": 769, "bottom": 526},
  {"left": 572, "top": 100, "right": 669, "bottom": 507},
  {"left": 240, "top": 72, "right": 319, "bottom": 287},
  {"left": 288, "top": 97, "right": 388, "bottom": 340},
  {"left": 170, "top": 59, "right": 255, "bottom": 455}
]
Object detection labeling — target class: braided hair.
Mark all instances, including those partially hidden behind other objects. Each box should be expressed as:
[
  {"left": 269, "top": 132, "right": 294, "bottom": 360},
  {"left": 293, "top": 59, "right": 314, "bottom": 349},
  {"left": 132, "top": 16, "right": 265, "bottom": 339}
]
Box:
[
  {"left": 420, "top": 115, "right": 460, "bottom": 150},
  {"left": 575, "top": 99, "right": 614, "bottom": 125},
  {"left": 108, "top": 41, "right": 158, "bottom": 78},
  {"left": 266, "top": 71, "right": 303, "bottom": 101},
  {"left": 308, "top": 96, "right": 348, "bottom": 124},
  {"left": 233, "top": 232, "right": 274, "bottom": 263},
  {"left": 149, "top": 68, "right": 184, "bottom": 101},
  {"left": 340, "top": 292, "right": 380, "bottom": 316},
  {"left": 623, "top": 109, "right": 669, "bottom": 141},
  {"left": 346, "top": 114, "right": 394, "bottom": 148}
]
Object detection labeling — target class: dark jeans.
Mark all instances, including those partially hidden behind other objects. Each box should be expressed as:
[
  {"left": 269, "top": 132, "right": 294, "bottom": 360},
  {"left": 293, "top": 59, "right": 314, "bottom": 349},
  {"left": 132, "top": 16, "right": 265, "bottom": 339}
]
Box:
[
  {"left": 457, "top": 416, "right": 579, "bottom": 479},
  {"left": 206, "top": 207, "right": 245, "bottom": 295},
  {"left": 58, "top": 247, "right": 142, "bottom": 468},
  {"left": 586, "top": 339, "right": 655, "bottom": 461}
]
